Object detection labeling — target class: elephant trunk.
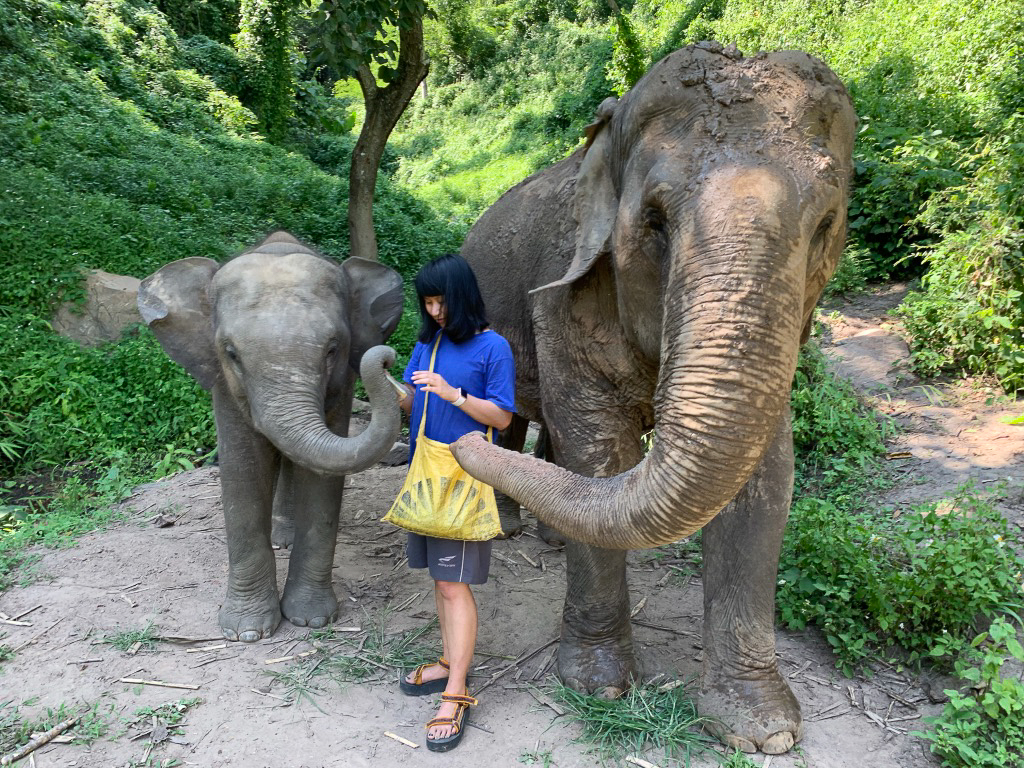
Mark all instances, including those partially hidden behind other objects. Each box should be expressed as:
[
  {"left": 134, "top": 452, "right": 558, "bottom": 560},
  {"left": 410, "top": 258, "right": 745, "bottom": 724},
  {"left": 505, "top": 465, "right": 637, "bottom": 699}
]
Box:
[
  {"left": 452, "top": 166, "right": 807, "bottom": 549},
  {"left": 254, "top": 345, "right": 401, "bottom": 476}
]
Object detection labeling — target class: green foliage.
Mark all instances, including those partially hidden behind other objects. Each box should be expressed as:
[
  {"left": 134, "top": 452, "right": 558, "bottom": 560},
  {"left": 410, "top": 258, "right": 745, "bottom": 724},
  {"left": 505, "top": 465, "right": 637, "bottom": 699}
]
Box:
[
  {"left": 917, "top": 617, "right": 1024, "bottom": 768},
  {"left": 235, "top": 0, "right": 300, "bottom": 142},
  {"left": 607, "top": 3, "right": 646, "bottom": 95},
  {"left": 102, "top": 622, "right": 160, "bottom": 652},
  {"left": 550, "top": 678, "right": 718, "bottom": 763},
  {"left": 159, "top": 0, "right": 239, "bottom": 44},
  {"left": 846, "top": 120, "right": 963, "bottom": 280},
  {"left": 778, "top": 486, "right": 1024, "bottom": 676},
  {"left": 309, "top": 0, "right": 429, "bottom": 82},
  {"left": 897, "top": 122, "right": 1024, "bottom": 392}
]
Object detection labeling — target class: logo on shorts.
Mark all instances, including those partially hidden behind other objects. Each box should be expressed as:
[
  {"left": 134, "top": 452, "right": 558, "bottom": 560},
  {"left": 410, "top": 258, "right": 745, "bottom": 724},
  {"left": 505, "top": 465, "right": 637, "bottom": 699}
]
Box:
[{"left": 437, "top": 555, "right": 457, "bottom": 568}]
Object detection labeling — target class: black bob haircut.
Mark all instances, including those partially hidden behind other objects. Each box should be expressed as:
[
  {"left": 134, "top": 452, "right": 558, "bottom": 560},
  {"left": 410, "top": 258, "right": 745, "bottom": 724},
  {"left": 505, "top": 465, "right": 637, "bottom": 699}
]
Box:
[{"left": 415, "top": 253, "right": 490, "bottom": 344}]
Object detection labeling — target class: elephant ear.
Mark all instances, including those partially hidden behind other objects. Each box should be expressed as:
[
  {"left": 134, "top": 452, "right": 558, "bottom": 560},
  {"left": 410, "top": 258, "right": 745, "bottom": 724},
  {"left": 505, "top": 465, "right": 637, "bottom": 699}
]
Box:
[
  {"left": 341, "top": 257, "right": 404, "bottom": 370},
  {"left": 532, "top": 96, "right": 620, "bottom": 294},
  {"left": 137, "top": 257, "right": 220, "bottom": 390}
]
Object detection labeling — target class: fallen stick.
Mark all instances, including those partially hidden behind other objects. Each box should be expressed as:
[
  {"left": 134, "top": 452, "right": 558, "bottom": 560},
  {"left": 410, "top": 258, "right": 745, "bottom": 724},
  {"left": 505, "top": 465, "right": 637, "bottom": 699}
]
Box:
[
  {"left": 472, "top": 638, "right": 558, "bottom": 697},
  {"left": 11, "top": 605, "right": 43, "bottom": 622},
  {"left": 12, "top": 617, "right": 63, "bottom": 653},
  {"left": 118, "top": 678, "right": 201, "bottom": 691},
  {"left": 383, "top": 731, "right": 419, "bottom": 748},
  {"left": 264, "top": 650, "right": 317, "bottom": 665},
  {"left": 624, "top": 756, "right": 660, "bottom": 768},
  {"left": 1, "top": 716, "right": 79, "bottom": 765},
  {"left": 0, "top": 619, "right": 31, "bottom": 627},
  {"left": 185, "top": 644, "right": 227, "bottom": 654}
]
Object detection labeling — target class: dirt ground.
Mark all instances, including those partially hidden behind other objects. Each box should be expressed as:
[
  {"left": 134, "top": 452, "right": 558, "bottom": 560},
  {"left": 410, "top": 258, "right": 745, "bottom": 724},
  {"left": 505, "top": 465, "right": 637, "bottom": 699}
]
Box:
[{"left": 2, "top": 285, "right": 1022, "bottom": 768}]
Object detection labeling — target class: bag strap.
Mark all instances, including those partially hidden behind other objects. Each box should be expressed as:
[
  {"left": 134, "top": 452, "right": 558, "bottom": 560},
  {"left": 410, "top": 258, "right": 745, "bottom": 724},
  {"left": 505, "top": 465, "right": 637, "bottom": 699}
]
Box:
[{"left": 416, "top": 332, "right": 493, "bottom": 444}]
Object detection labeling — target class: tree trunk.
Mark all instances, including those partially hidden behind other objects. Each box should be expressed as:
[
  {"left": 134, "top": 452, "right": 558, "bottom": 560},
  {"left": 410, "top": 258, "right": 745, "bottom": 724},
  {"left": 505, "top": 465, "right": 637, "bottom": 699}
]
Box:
[{"left": 348, "top": 12, "right": 429, "bottom": 262}]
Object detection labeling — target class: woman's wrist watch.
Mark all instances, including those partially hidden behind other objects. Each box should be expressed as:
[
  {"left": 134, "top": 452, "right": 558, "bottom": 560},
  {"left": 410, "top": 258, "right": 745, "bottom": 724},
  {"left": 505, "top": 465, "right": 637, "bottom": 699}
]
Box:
[{"left": 451, "top": 387, "right": 467, "bottom": 407}]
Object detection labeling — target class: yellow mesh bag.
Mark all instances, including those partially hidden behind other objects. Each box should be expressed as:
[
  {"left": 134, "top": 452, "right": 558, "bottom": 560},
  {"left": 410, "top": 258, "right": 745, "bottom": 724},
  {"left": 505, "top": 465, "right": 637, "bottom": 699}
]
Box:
[{"left": 382, "top": 336, "right": 502, "bottom": 541}]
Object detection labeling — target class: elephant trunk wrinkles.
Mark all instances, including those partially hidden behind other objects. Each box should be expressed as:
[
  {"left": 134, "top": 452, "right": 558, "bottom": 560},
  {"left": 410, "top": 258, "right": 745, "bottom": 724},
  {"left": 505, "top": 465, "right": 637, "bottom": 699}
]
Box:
[
  {"left": 453, "top": 168, "right": 806, "bottom": 549},
  {"left": 255, "top": 345, "right": 401, "bottom": 476}
]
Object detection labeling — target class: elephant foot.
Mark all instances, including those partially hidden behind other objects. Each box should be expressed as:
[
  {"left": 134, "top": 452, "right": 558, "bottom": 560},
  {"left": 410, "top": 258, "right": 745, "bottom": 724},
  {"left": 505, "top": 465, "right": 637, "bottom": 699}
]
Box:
[
  {"left": 281, "top": 584, "right": 339, "bottom": 629},
  {"left": 271, "top": 514, "right": 295, "bottom": 549},
  {"left": 698, "top": 664, "right": 802, "bottom": 754},
  {"left": 556, "top": 630, "right": 637, "bottom": 697},
  {"left": 535, "top": 519, "right": 565, "bottom": 548},
  {"left": 220, "top": 593, "right": 282, "bottom": 643},
  {"left": 494, "top": 494, "right": 523, "bottom": 539}
]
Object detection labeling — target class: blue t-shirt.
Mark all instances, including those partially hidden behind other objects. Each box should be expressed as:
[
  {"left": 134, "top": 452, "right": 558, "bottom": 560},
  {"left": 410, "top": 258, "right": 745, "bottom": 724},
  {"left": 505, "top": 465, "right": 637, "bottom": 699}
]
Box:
[{"left": 404, "top": 329, "right": 516, "bottom": 458}]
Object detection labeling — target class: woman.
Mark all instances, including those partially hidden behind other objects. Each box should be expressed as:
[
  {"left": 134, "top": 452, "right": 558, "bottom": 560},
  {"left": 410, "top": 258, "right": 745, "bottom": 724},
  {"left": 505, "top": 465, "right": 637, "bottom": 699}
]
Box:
[{"left": 395, "top": 252, "right": 515, "bottom": 752}]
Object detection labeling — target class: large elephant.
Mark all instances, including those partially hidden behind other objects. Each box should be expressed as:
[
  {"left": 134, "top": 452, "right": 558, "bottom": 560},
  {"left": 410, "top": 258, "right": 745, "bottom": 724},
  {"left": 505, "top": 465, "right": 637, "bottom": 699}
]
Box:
[
  {"left": 452, "top": 43, "right": 856, "bottom": 754},
  {"left": 138, "top": 231, "right": 404, "bottom": 642}
]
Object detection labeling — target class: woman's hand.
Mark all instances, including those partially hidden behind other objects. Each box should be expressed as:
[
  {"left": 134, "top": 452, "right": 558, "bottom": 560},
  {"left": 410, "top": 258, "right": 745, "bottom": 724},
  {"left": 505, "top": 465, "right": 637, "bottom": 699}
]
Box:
[{"left": 410, "top": 370, "right": 460, "bottom": 403}]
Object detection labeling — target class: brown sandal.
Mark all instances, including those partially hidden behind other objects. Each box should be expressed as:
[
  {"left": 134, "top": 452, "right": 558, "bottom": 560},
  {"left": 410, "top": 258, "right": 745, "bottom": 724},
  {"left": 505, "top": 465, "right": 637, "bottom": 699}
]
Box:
[
  {"left": 426, "top": 691, "right": 477, "bottom": 752},
  {"left": 400, "top": 656, "right": 450, "bottom": 696}
]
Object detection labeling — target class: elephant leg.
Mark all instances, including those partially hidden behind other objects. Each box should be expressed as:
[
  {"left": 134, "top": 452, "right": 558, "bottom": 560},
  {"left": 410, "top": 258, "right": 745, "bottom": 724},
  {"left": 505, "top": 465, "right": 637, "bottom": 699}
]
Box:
[
  {"left": 530, "top": 426, "right": 564, "bottom": 547},
  {"left": 557, "top": 540, "right": 636, "bottom": 696},
  {"left": 279, "top": 460, "right": 343, "bottom": 629},
  {"left": 551, "top": 416, "right": 642, "bottom": 696},
  {"left": 698, "top": 405, "right": 801, "bottom": 754},
  {"left": 215, "top": 391, "right": 282, "bottom": 642},
  {"left": 494, "top": 414, "right": 529, "bottom": 538},
  {"left": 271, "top": 461, "right": 296, "bottom": 549}
]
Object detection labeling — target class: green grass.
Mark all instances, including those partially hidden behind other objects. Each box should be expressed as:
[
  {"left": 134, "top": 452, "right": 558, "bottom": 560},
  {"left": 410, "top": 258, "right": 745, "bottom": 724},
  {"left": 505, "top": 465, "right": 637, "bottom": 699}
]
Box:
[
  {"left": 101, "top": 622, "right": 160, "bottom": 653},
  {"left": 548, "top": 678, "right": 718, "bottom": 765}
]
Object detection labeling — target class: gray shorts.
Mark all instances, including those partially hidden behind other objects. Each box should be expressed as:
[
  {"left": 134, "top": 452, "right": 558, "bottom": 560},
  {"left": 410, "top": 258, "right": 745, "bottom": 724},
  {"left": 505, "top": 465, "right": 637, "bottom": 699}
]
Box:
[{"left": 407, "top": 533, "right": 493, "bottom": 584}]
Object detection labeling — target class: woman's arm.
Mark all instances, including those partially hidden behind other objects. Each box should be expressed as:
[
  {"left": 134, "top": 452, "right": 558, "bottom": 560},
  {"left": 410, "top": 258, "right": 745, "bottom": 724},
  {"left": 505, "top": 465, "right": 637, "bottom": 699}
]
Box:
[{"left": 408, "top": 371, "right": 512, "bottom": 430}]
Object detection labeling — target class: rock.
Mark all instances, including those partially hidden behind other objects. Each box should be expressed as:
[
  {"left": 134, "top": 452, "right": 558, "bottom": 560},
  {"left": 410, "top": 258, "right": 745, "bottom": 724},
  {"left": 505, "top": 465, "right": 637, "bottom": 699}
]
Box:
[
  {"left": 52, "top": 270, "right": 141, "bottom": 346},
  {"left": 380, "top": 442, "right": 409, "bottom": 466}
]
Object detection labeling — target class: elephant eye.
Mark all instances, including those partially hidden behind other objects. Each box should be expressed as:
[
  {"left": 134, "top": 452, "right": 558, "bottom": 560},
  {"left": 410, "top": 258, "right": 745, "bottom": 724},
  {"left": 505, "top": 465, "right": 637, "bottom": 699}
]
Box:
[
  {"left": 643, "top": 206, "right": 666, "bottom": 234},
  {"left": 812, "top": 213, "right": 836, "bottom": 245},
  {"left": 224, "top": 344, "right": 239, "bottom": 362}
]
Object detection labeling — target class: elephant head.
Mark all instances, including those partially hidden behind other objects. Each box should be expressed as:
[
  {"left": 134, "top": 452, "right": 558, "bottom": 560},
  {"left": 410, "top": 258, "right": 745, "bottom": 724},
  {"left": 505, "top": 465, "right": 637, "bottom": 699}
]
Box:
[
  {"left": 138, "top": 231, "right": 404, "bottom": 475},
  {"left": 453, "top": 46, "right": 857, "bottom": 549}
]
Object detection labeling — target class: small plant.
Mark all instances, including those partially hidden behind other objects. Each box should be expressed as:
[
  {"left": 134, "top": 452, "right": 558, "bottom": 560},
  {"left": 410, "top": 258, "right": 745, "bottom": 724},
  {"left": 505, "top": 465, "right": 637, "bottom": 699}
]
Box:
[
  {"left": 721, "top": 750, "right": 760, "bottom": 767},
  {"left": 102, "top": 622, "right": 160, "bottom": 653},
  {"left": 549, "top": 678, "right": 717, "bottom": 764},
  {"left": 129, "top": 697, "right": 202, "bottom": 733},
  {"left": 778, "top": 483, "right": 1024, "bottom": 675},
  {"left": 263, "top": 612, "right": 439, "bottom": 705},
  {"left": 916, "top": 617, "right": 1024, "bottom": 768},
  {"left": 0, "top": 643, "right": 13, "bottom": 664},
  {"left": 518, "top": 748, "right": 554, "bottom": 766}
]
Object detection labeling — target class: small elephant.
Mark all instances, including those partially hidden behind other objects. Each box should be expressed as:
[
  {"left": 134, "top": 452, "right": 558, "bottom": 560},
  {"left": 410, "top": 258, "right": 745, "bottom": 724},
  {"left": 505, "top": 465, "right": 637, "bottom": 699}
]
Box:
[
  {"left": 452, "top": 44, "right": 856, "bottom": 754},
  {"left": 138, "top": 231, "right": 404, "bottom": 642}
]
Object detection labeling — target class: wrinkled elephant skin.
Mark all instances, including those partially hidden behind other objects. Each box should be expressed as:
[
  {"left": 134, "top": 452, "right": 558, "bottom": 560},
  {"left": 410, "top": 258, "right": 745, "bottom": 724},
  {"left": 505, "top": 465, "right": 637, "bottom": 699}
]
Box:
[
  {"left": 138, "top": 231, "right": 403, "bottom": 641},
  {"left": 453, "top": 44, "right": 856, "bottom": 753}
]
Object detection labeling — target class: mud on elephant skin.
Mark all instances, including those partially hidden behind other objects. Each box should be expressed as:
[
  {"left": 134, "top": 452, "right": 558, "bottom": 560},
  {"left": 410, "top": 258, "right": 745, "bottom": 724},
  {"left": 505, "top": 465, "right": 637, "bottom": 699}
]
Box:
[
  {"left": 138, "top": 231, "right": 404, "bottom": 642},
  {"left": 452, "top": 43, "right": 856, "bottom": 753}
]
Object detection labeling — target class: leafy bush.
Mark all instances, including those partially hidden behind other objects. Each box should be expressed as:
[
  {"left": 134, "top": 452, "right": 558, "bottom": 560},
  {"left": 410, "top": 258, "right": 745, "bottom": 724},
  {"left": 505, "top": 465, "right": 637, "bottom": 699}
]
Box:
[
  {"left": 918, "top": 617, "right": 1024, "bottom": 768},
  {"left": 778, "top": 487, "right": 1024, "bottom": 675},
  {"left": 897, "top": 122, "right": 1024, "bottom": 392}
]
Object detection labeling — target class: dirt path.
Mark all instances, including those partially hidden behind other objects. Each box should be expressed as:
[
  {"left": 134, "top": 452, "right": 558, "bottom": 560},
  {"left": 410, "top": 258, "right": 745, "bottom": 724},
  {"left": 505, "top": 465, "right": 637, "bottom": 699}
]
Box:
[{"left": 2, "top": 286, "right": 1021, "bottom": 768}]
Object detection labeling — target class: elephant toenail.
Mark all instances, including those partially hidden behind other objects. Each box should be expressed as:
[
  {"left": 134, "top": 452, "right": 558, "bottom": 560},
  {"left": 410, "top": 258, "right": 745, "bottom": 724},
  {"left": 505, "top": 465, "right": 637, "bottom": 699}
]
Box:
[
  {"left": 723, "top": 734, "right": 757, "bottom": 753},
  {"left": 761, "top": 731, "right": 795, "bottom": 754},
  {"left": 239, "top": 630, "right": 261, "bottom": 642},
  {"left": 308, "top": 616, "right": 328, "bottom": 628},
  {"left": 595, "top": 686, "right": 624, "bottom": 700},
  {"left": 289, "top": 616, "right": 308, "bottom": 627}
]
